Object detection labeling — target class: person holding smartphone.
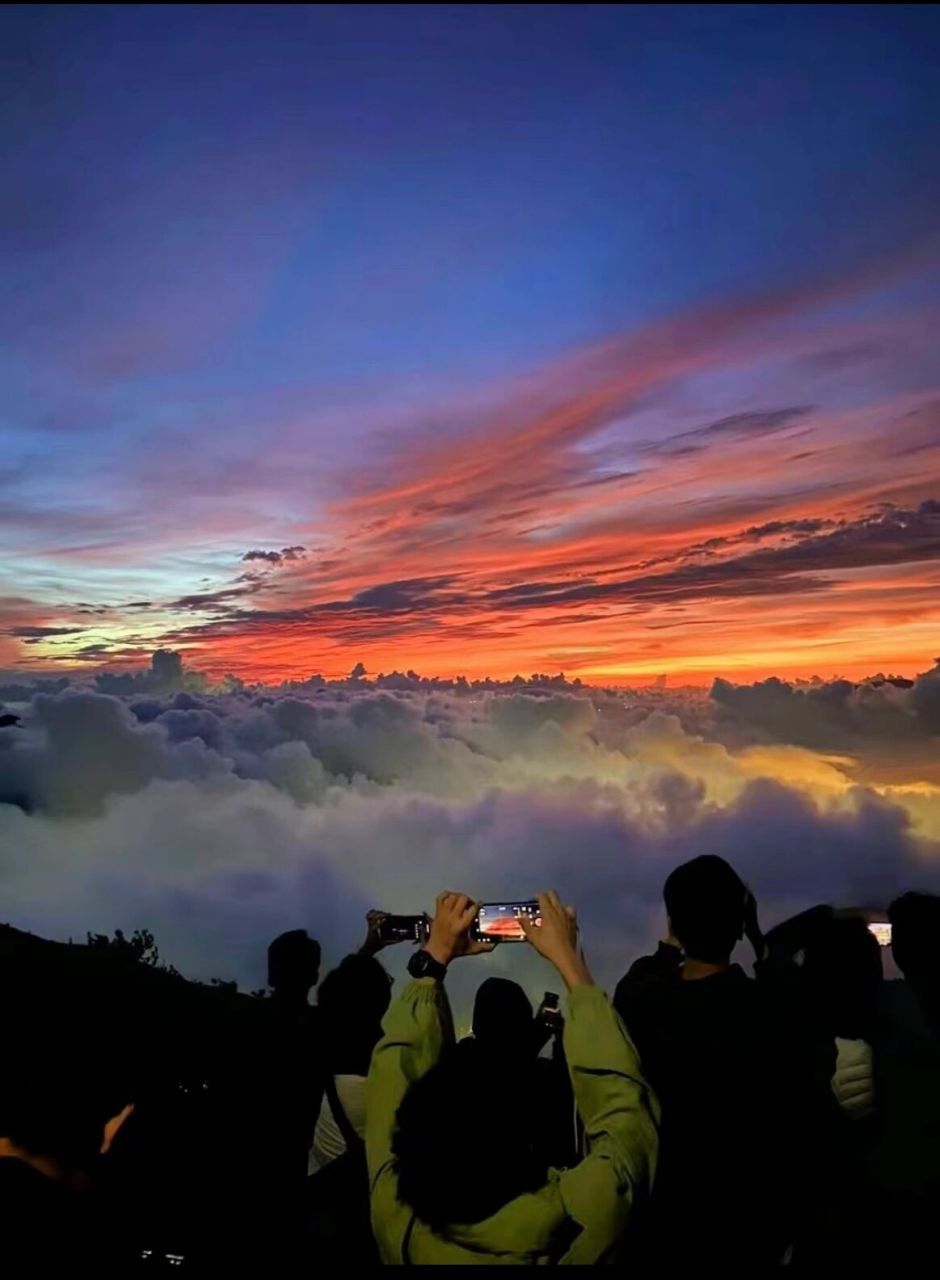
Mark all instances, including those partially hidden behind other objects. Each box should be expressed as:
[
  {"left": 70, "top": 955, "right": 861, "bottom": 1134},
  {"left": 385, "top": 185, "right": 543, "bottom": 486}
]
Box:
[
  {"left": 309, "top": 912, "right": 403, "bottom": 1174},
  {"left": 460, "top": 979, "right": 577, "bottom": 1172},
  {"left": 365, "top": 890, "right": 660, "bottom": 1265}
]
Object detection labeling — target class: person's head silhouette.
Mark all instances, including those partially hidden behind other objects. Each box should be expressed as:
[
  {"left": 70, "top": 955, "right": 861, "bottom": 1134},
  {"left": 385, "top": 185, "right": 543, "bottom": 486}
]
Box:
[
  {"left": 663, "top": 854, "right": 746, "bottom": 966},
  {"left": 318, "top": 953, "right": 393, "bottom": 1074},
  {"left": 393, "top": 1043, "right": 547, "bottom": 1231},
  {"left": 471, "top": 976, "right": 534, "bottom": 1059},
  {"left": 267, "top": 929, "right": 321, "bottom": 1003},
  {"left": 890, "top": 892, "right": 940, "bottom": 990}
]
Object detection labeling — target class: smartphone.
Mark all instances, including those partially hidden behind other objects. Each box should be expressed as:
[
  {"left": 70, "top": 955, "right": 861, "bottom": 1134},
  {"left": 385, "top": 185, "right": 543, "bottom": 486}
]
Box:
[
  {"left": 538, "top": 991, "right": 563, "bottom": 1029},
  {"left": 377, "top": 913, "right": 429, "bottom": 944},
  {"left": 867, "top": 921, "right": 892, "bottom": 948},
  {"left": 471, "top": 900, "right": 540, "bottom": 943}
]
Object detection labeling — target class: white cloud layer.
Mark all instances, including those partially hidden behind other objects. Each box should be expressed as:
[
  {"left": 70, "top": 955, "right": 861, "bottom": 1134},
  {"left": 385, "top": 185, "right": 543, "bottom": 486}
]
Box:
[{"left": 2, "top": 676, "right": 939, "bottom": 1013}]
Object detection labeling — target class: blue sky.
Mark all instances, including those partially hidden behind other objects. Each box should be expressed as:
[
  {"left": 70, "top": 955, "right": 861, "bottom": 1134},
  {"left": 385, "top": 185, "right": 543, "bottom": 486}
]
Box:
[
  {"left": 2, "top": 4, "right": 939, "bottom": 680},
  {"left": 5, "top": 5, "right": 937, "bottom": 383}
]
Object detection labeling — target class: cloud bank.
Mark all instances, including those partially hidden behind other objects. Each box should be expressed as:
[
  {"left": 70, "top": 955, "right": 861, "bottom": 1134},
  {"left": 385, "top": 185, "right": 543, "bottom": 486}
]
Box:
[{"left": 3, "top": 663, "right": 939, "bottom": 1015}]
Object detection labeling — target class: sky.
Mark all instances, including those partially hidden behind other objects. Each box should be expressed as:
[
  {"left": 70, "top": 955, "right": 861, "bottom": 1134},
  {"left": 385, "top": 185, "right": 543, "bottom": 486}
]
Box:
[{"left": 2, "top": 4, "right": 939, "bottom": 685}]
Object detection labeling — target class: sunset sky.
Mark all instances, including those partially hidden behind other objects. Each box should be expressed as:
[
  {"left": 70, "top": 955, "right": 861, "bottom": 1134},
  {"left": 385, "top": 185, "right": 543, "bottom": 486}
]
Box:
[{"left": 2, "top": 4, "right": 939, "bottom": 685}]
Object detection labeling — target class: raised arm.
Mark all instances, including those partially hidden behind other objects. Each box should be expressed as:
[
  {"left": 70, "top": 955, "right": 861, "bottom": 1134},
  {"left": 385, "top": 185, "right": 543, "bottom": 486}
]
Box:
[
  {"left": 365, "top": 977, "right": 451, "bottom": 1259},
  {"left": 365, "top": 891, "right": 493, "bottom": 1263},
  {"left": 557, "top": 988, "right": 660, "bottom": 1261},
  {"left": 519, "top": 892, "right": 660, "bottom": 1262},
  {"left": 760, "top": 902, "right": 833, "bottom": 965}
]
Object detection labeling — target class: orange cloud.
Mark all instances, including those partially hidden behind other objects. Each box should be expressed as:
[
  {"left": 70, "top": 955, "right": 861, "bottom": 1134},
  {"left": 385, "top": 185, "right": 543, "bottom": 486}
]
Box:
[{"left": 8, "top": 256, "right": 940, "bottom": 685}]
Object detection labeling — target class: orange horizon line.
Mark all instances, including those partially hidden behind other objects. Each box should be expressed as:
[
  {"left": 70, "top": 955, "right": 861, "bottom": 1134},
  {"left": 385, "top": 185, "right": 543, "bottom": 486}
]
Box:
[{"left": 17, "top": 653, "right": 935, "bottom": 689}]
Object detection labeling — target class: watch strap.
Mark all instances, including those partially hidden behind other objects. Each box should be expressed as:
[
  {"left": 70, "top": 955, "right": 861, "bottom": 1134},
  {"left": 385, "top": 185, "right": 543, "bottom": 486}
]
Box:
[{"left": 407, "top": 948, "right": 447, "bottom": 981}]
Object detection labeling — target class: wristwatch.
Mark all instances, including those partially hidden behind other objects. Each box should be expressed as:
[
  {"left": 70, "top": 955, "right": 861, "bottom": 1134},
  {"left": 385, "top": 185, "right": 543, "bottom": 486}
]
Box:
[{"left": 407, "top": 948, "right": 448, "bottom": 982}]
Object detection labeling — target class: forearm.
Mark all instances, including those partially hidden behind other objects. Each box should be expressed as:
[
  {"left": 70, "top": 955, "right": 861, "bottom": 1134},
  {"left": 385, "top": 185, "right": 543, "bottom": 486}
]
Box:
[
  {"left": 554, "top": 949, "right": 594, "bottom": 990},
  {"left": 558, "top": 987, "right": 660, "bottom": 1226},
  {"left": 365, "top": 978, "right": 451, "bottom": 1180},
  {"left": 762, "top": 904, "right": 833, "bottom": 963},
  {"left": 563, "top": 987, "right": 655, "bottom": 1126}
]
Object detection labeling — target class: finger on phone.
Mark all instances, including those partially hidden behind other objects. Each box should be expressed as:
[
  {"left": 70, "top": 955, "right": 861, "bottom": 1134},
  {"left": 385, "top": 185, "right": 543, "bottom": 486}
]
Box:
[{"left": 458, "top": 900, "right": 478, "bottom": 930}]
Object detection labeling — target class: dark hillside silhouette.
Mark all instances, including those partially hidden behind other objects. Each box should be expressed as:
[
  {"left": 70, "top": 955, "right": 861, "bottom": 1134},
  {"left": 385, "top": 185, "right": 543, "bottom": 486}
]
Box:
[{"left": 0, "top": 921, "right": 279, "bottom": 1270}]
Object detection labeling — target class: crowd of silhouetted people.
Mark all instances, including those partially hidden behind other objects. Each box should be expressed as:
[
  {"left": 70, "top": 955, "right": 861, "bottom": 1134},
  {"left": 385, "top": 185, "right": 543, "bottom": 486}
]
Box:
[{"left": 2, "top": 858, "right": 939, "bottom": 1270}]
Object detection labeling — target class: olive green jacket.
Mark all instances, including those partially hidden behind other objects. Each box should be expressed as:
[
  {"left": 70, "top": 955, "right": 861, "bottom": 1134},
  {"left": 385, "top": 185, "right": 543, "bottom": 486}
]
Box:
[{"left": 366, "top": 978, "right": 660, "bottom": 1264}]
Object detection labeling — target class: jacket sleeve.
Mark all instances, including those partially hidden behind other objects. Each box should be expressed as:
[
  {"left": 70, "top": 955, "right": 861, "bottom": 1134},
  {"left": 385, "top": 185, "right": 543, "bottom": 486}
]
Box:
[
  {"left": 761, "top": 903, "right": 833, "bottom": 965},
  {"left": 365, "top": 978, "right": 452, "bottom": 1263},
  {"left": 555, "top": 985, "right": 660, "bottom": 1262}
]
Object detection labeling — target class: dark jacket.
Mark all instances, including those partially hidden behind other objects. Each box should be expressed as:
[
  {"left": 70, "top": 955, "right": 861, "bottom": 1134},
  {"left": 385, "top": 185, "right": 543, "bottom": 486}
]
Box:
[
  {"left": 870, "top": 980, "right": 940, "bottom": 1233},
  {"left": 614, "top": 947, "right": 799, "bottom": 1267}
]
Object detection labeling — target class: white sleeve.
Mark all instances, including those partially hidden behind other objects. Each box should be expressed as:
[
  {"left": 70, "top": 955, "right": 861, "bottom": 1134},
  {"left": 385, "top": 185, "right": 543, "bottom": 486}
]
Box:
[
  {"left": 334, "top": 1073, "right": 368, "bottom": 1140},
  {"left": 309, "top": 1073, "right": 367, "bottom": 1173}
]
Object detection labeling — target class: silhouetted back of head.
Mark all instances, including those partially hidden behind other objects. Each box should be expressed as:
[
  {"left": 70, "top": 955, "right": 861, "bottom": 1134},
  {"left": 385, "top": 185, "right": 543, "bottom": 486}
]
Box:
[
  {"left": 393, "top": 1048, "right": 546, "bottom": 1231},
  {"left": 318, "top": 953, "right": 392, "bottom": 1075},
  {"left": 890, "top": 892, "right": 940, "bottom": 984},
  {"left": 267, "top": 929, "right": 321, "bottom": 997},
  {"left": 471, "top": 977, "right": 533, "bottom": 1059},
  {"left": 802, "top": 916, "right": 882, "bottom": 1039},
  {"left": 664, "top": 855, "right": 746, "bottom": 963}
]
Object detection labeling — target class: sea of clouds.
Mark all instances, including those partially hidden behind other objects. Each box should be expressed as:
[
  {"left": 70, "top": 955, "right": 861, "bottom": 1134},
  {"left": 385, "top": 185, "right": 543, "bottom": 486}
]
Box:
[{"left": 2, "top": 657, "right": 940, "bottom": 1017}]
